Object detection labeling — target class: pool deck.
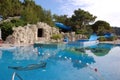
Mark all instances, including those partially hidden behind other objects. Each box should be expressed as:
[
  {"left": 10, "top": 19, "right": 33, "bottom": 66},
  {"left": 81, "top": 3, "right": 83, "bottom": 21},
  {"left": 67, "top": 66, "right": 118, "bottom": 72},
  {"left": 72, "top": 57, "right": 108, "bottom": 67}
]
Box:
[
  {"left": 0, "top": 43, "right": 32, "bottom": 48},
  {"left": 100, "top": 39, "right": 120, "bottom": 44},
  {"left": 0, "top": 39, "right": 120, "bottom": 48}
]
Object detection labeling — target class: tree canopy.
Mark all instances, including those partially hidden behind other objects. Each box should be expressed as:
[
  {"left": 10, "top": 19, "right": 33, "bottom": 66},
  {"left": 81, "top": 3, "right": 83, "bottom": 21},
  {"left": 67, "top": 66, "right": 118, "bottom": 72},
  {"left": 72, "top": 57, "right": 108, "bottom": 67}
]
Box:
[
  {"left": 0, "top": 0, "right": 54, "bottom": 25},
  {"left": 92, "top": 20, "right": 112, "bottom": 35},
  {"left": 53, "top": 8, "right": 96, "bottom": 35},
  {"left": 53, "top": 14, "right": 68, "bottom": 24},
  {"left": 0, "top": 0, "right": 54, "bottom": 40},
  {"left": 0, "top": 0, "right": 113, "bottom": 40},
  {"left": 71, "top": 9, "right": 96, "bottom": 29},
  {"left": 0, "top": 0, "right": 22, "bottom": 19}
]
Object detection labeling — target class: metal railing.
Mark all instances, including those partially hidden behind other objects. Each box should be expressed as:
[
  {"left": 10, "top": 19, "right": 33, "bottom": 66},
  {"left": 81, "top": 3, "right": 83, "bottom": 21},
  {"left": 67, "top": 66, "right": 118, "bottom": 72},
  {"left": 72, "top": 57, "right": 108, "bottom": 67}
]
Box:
[{"left": 12, "top": 72, "right": 23, "bottom": 80}]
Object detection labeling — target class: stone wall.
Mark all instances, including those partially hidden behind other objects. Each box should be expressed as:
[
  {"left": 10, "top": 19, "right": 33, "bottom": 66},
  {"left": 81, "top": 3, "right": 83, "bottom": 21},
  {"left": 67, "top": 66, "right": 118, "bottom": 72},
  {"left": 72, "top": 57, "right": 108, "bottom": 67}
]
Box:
[{"left": 5, "top": 22, "right": 59, "bottom": 45}]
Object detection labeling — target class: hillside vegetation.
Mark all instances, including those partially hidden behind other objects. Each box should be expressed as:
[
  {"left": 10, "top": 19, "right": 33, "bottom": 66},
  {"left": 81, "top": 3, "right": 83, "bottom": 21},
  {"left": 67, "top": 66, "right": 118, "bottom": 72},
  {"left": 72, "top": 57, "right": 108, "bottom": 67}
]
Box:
[{"left": 0, "top": 0, "right": 114, "bottom": 40}]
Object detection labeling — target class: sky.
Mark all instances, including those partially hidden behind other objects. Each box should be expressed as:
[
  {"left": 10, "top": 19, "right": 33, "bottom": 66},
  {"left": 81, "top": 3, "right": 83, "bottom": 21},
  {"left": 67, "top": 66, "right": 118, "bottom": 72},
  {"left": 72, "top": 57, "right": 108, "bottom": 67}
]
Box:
[{"left": 34, "top": 0, "right": 120, "bottom": 27}]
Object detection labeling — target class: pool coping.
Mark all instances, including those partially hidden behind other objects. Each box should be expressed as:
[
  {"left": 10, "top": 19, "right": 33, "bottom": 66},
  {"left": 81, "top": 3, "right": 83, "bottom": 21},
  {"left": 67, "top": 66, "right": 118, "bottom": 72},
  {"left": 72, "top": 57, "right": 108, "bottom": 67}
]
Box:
[
  {"left": 100, "top": 39, "right": 120, "bottom": 45},
  {"left": 0, "top": 39, "right": 120, "bottom": 48}
]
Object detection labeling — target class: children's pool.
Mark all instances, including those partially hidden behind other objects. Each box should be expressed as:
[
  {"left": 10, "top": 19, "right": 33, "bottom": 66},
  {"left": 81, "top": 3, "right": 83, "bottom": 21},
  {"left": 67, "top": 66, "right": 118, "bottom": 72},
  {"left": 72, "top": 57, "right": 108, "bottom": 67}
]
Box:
[{"left": 0, "top": 43, "right": 120, "bottom": 80}]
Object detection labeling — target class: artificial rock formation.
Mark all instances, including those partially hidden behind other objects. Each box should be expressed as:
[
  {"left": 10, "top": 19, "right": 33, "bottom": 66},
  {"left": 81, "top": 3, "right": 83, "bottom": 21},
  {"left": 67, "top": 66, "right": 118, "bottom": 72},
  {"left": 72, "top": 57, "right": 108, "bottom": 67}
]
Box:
[
  {"left": 61, "top": 32, "right": 87, "bottom": 42},
  {"left": 6, "top": 22, "right": 59, "bottom": 45}
]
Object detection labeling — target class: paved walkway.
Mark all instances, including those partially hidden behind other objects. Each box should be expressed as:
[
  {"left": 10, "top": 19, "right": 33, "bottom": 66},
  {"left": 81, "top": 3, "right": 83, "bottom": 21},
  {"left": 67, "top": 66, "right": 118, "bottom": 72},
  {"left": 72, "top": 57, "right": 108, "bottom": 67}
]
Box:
[
  {"left": 100, "top": 39, "right": 120, "bottom": 44},
  {"left": 0, "top": 43, "right": 32, "bottom": 48},
  {"left": 0, "top": 39, "right": 120, "bottom": 48}
]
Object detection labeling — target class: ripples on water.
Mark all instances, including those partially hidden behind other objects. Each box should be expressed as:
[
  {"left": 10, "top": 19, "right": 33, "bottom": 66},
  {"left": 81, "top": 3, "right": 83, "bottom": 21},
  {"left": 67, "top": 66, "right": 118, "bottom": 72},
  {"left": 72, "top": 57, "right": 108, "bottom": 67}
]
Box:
[{"left": 0, "top": 43, "right": 120, "bottom": 80}]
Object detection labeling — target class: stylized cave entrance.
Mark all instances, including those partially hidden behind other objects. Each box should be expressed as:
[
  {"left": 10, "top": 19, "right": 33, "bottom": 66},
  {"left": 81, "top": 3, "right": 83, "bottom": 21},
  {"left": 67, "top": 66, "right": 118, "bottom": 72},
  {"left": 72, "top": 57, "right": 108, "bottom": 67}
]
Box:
[{"left": 37, "top": 28, "right": 43, "bottom": 37}]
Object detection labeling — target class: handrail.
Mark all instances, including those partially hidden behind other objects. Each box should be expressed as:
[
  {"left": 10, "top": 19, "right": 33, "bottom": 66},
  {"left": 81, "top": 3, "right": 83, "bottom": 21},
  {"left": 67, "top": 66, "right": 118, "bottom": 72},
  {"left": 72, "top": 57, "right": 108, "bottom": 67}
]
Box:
[{"left": 12, "top": 72, "right": 23, "bottom": 80}]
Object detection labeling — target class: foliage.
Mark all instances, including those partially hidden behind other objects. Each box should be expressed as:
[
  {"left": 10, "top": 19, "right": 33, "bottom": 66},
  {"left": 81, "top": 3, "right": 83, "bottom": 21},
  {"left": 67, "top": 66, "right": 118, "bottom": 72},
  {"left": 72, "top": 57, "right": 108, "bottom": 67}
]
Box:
[
  {"left": 11, "top": 0, "right": 23, "bottom": 16},
  {"left": 0, "top": 0, "right": 113, "bottom": 41},
  {"left": 0, "top": 22, "right": 14, "bottom": 40},
  {"left": 21, "top": 0, "right": 39, "bottom": 24},
  {"left": 0, "top": 18, "right": 27, "bottom": 40},
  {"left": 0, "top": 0, "right": 54, "bottom": 25},
  {"left": 92, "top": 20, "right": 112, "bottom": 35},
  {"left": 106, "top": 36, "right": 117, "bottom": 41},
  {"left": 51, "top": 34, "right": 62, "bottom": 40},
  {"left": 76, "top": 29, "right": 87, "bottom": 34},
  {"left": 98, "top": 36, "right": 117, "bottom": 41},
  {"left": 98, "top": 36, "right": 107, "bottom": 41},
  {"left": 75, "top": 25, "right": 93, "bottom": 38},
  {"left": 0, "top": 0, "right": 55, "bottom": 41},
  {"left": 53, "top": 14, "right": 72, "bottom": 32},
  {"left": 53, "top": 8, "right": 96, "bottom": 35},
  {"left": 71, "top": 8, "right": 96, "bottom": 29},
  {"left": 11, "top": 19, "right": 27, "bottom": 27},
  {"left": 0, "top": 0, "right": 22, "bottom": 19},
  {"left": 53, "top": 14, "right": 68, "bottom": 24},
  {"left": 85, "top": 25, "right": 93, "bottom": 37},
  {"left": 42, "top": 10, "right": 54, "bottom": 27}
]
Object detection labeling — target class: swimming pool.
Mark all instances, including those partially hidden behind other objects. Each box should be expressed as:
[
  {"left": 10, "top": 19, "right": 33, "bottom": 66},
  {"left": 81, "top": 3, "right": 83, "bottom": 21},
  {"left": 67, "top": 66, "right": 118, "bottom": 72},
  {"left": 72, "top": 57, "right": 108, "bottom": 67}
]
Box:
[{"left": 0, "top": 43, "right": 120, "bottom": 80}]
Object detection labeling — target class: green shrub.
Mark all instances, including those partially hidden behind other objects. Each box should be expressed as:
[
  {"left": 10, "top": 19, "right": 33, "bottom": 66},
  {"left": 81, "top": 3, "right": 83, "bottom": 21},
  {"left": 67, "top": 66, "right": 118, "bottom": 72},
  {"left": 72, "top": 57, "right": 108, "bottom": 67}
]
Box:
[
  {"left": 76, "top": 29, "right": 87, "bottom": 34},
  {"left": 51, "top": 34, "right": 62, "bottom": 40},
  {"left": 98, "top": 36, "right": 106, "bottom": 41},
  {"left": 107, "top": 36, "right": 117, "bottom": 41},
  {"left": 11, "top": 19, "right": 27, "bottom": 27},
  {"left": 0, "top": 19, "right": 27, "bottom": 40},
  {"left": 0, "top": 22, "right": 14, "bottom": 40}
]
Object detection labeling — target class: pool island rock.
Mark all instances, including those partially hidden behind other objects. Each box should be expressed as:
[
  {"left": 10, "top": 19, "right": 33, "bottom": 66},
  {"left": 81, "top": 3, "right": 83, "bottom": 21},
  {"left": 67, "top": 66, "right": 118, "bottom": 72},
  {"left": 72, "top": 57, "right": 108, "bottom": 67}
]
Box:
[{"left": 5, "top": 22, "right": 60, "bottom": 45}]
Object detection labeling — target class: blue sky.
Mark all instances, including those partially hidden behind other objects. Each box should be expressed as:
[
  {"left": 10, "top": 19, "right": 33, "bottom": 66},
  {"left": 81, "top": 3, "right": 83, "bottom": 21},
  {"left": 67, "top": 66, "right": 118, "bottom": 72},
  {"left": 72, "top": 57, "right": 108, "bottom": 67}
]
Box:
[
  {"left": 27, "top": 0, "right": 120, "bottom": 27},
  {"left": 35, "top": 0, "right": 65, "bottom": 15}
]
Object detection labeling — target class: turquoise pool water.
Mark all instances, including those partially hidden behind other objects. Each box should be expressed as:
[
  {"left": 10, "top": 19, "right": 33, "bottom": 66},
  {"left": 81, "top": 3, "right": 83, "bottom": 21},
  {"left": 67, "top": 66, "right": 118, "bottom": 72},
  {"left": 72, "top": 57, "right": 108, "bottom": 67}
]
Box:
[{"left": 0, "top": 43, "right": 120, "bottom": 80}]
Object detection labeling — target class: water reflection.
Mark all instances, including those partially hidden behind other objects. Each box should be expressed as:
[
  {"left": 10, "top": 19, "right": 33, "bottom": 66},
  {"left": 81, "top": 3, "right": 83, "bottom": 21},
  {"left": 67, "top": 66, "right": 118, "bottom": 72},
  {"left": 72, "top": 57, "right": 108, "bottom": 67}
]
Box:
[
  {"left": 5, "top": 43, "right": 120, "bottom": 70},
  {"left": 71, "top": 55, "right": 95, "bottom": 69},
  {"left": 63, "top": 49, "right": 95, "bottom": 69},
  {"left": 74, "top": 44, "right": 113, "bottom": 57},
  {"left": 34, "top": 44, "right": 96, "bottom": 69},
  {"left": 0, "top": 50, "right": 2, "bottom": 59},
  {"left": 43, "top": 48, "right": 96, "bottom": 69},
  {"left": 12, "top": 45, "right": 60, "bottom": 61},
  {"left": 13, "top": 46, "right": 38, "bottom": 60},
  {"left": 88, "top": 44, "right": 113, "bottom": 56},
  {"left": 88, "top": 47, "right": 110, "bottom": 56},
  {"left": 33, "top": 44, "right": 96, "bottom": 69}
]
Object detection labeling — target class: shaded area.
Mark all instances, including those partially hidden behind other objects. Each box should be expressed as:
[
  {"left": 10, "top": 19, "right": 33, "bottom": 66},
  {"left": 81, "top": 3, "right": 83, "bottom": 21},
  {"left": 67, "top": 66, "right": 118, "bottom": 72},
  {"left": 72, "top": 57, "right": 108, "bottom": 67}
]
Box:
[{"left": 37, "top": 28, "right": 43, "bottom": 37}]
